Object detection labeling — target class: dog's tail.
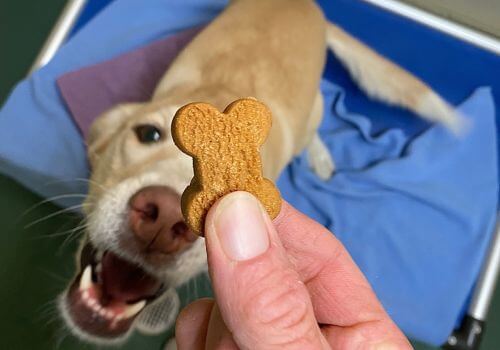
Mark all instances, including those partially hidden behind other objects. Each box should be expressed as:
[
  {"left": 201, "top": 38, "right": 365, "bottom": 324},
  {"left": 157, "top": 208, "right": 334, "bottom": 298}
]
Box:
[{"left": 326, "top": 23, "right": 465, "bottom": 133}]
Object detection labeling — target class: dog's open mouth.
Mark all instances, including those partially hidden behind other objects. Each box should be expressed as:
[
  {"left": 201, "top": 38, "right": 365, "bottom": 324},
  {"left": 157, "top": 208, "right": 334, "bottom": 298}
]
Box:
[{"left": 65, "top": 242, "right": 164, "bottom": 338}]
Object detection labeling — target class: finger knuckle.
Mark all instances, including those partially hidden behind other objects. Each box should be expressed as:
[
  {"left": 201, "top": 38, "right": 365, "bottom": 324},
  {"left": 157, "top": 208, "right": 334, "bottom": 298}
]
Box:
[{"left": 241, "top": 268, "right": 315, "bottom": 344}]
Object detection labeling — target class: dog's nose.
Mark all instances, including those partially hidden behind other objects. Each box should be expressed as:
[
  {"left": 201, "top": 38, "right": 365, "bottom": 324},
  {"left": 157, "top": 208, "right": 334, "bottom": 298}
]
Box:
[{"left": 129, "top": 186, "right": 197, "bottom": 254}]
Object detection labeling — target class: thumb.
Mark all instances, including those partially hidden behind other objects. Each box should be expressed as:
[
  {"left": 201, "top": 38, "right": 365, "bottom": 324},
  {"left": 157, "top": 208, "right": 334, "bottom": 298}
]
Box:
[{"left": 204, "top": 191, "right": 328, "bottom": 350}]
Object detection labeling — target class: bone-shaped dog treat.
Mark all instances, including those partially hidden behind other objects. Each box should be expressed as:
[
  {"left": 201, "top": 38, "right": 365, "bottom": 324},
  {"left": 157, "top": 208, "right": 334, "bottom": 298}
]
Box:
[{"left": 172, "top": 98, "right": 282, "bottom": 235}]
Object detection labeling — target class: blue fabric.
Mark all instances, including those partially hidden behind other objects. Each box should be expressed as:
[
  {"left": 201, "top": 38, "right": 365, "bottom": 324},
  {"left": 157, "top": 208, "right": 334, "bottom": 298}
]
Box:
[
  {"left": 319, "top": 0, "right": 500, "bottom": 205},
  {"left": 71, "top": 0, "right": 115, "bottom": 36},
  {"left": 0, "top": 0, "right": 228, "bottom": 207},
  {"left": 278, "top": 82, "right": 498, "bottom": 344},
  {"left": 0, "top": 0, "right": 498, "bottom": 345}
]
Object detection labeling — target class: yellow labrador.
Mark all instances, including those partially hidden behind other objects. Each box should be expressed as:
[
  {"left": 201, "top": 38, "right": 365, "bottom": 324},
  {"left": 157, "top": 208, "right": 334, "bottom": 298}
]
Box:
[{"left": 58, "top": 0, "right": 461, "bottom": 345}]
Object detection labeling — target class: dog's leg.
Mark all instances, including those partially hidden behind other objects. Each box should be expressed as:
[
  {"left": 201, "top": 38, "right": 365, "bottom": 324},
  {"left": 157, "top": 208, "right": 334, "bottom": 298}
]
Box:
[
  {"left": 308, "top": 133, "right": 335, "bottom": 180},
  {"left": 306, "top": 91, "right": 335, "bottom": 180},
  {"left": 135, "top": 288, "right": 180, "bottom": 335}
]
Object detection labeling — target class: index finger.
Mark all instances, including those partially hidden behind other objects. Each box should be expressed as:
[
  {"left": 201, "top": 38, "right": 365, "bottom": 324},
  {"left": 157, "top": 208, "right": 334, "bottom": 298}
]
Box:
[{"left": 273, "top": 201, "right": 388, "bottom": 327}]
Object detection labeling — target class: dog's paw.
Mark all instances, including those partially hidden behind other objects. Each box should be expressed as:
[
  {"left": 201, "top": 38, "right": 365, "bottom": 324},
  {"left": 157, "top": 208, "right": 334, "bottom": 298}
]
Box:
[
  {"left": 136, "top": 288, "right": 180, "bottom": 335},
  {"left": 307, "top": 133, "right": 335, "bottom": 180}
]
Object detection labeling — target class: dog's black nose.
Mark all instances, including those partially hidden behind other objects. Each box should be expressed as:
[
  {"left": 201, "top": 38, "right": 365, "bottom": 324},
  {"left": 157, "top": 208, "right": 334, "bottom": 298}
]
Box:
[{"left": 129, "top": 186, "right": 197, "bottom": 254}]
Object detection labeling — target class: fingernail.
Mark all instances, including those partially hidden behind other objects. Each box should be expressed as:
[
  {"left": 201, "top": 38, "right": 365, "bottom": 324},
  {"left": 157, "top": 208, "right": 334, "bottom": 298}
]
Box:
[{"left": 213, "top": 192, "right": 270, "bottom": 261}]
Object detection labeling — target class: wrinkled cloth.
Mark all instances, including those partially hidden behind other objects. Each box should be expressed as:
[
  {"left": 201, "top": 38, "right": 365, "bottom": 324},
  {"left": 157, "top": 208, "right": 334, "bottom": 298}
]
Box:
[
  {"left": 58, "top": 27, "right": 202, "bottom": 138},
  {"left": 0, "top": 0, "right": 498, "bottom": 345}
]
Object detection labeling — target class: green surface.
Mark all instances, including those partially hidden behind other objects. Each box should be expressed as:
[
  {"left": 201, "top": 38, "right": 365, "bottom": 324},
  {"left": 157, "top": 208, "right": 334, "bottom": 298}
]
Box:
[
  {"left": 0, "top": 0, "right": 498, "bottom": 349},
  {"left": 0, "top": 176, "right": 211, "bottom": 350}
]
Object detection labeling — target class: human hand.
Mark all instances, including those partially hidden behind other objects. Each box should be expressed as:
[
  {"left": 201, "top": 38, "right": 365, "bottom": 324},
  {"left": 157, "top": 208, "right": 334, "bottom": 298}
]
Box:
[{"left": 175, "top": 191, "right": 412, "bottom": 349}]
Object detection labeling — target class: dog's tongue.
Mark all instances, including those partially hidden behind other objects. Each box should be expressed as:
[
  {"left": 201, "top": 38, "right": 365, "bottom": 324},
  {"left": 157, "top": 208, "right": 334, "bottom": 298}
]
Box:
[{"left": 101, "top": 252, "right": 161, "bottom": 303}]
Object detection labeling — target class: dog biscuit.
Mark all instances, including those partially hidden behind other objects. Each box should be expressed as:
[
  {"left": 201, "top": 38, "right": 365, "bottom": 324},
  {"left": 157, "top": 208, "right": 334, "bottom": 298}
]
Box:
[{"left": 172, "top": 98, "right": 282, "bottom": 235}]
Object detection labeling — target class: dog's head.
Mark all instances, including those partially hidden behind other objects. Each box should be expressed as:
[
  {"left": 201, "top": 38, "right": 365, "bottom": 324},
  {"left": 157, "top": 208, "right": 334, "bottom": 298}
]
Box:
[{"left": 59, "top": 101, "right": 207, "bottom": 344}]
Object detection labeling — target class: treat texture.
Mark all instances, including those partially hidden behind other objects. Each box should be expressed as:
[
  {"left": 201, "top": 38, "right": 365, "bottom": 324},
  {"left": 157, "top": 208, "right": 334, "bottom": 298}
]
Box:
[{"left": 172, "top": 98, "right": 282, "bottom": 235}]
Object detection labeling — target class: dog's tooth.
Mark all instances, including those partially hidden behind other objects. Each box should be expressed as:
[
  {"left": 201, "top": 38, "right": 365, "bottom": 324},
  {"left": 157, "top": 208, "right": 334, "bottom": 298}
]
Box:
[
  {"left": 79, "top": 265, "right": 93, "bottom": 291},
  {"left": 123, "top": 300, "right": 146, "bottom": 319}
]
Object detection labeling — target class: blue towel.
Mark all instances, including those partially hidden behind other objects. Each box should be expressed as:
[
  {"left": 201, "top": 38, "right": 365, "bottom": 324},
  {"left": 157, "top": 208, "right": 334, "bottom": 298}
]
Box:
[
  {"left": 0, "top": 0, "right": 228, "bottom": 207},
  {"left": 278, "top": 82, "right": 498, "bottom": 343},
  {"left": 0, "top": 0, "right": 498, "bottom": 345}
]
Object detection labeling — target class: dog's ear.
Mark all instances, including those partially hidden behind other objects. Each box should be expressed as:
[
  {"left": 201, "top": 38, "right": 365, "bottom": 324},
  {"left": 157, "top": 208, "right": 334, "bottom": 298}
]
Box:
[{"left": 87, "top": 103, "right": 143, "bottom": 167}]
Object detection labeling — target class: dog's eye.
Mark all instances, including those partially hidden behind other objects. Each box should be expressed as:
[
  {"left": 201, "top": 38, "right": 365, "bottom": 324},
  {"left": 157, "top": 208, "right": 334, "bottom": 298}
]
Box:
[{"left": 134, "top": 124, "right": 164, "bottom": 144}]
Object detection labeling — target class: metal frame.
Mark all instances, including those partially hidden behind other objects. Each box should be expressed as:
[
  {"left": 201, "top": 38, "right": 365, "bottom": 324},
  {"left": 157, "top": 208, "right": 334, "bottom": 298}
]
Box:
[
  {"left": 31, "top": 1, "right": 499, "bottom": 349},
  {"left": 470, "top": 217, "right": 500, "bottom": 324},
  {"left": 444, "top": 217, "right": 500, "bottom": 350},
  {"left": 360, "top": 0, "right": 500, "bottom": 56},
  {"left": 28, "top": 0, "right": 87, "bottom": 74}
]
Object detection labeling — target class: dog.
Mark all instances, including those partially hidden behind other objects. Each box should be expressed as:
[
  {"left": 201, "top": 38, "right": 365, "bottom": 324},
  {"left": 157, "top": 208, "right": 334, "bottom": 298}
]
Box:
[{"left": 58, "top": 0, "right": 462, "bottom": 345}]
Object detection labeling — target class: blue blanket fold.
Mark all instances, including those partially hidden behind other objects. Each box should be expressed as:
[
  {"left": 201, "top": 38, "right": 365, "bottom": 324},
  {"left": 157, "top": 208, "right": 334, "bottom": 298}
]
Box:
[
  {"left": 277, "top": 82, "right": 498, "bottom": 343},
  {"left": 0, "top": 0, "right": 498, "bottom": 345}
]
